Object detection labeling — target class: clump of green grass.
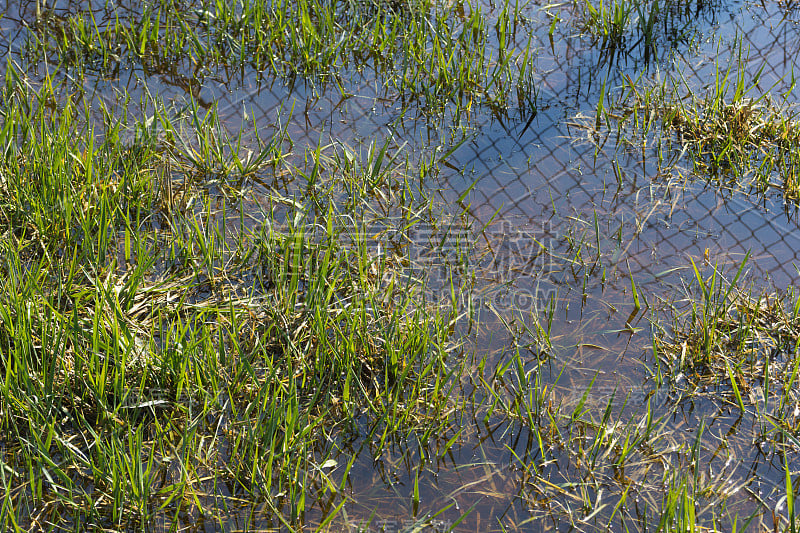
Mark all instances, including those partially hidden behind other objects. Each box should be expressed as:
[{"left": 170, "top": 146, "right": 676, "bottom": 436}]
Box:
[
  {"left": 573, "top": 0, "right": 707, "bottom": 64},
  {"left": 590, "top": 44, "right": 800, "bottom": 199},
  {"left": 641, "top": 256, "right": 800, "bottom": 529},
  {"left": 653, "top": 255, "right": 800, "bottom": 410},
  {"left": 23, "top": 0, "right": 538, "bottom": 115},
  {"left": 662, "top": 95, "right": 800, "bottom": 194},
  {"left": 469, "top": 339, "right": 751, "bottom": 530},
  {"left": 0, "top": 68, "right": 466, "bottom": 529},
  {"left": 579, "top": 0, "right": 637, "bottom": 54}
]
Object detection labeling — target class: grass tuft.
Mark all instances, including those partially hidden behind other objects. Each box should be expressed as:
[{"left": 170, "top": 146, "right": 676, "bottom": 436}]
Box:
[{"left": 0, "top": 67, "right": 466, "bottom": 528}]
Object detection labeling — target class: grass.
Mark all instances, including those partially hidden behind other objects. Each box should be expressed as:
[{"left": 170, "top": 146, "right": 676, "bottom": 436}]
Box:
[
  {"left": 0, "top": 64, "right": 471, "bottom": 529},
  {"left": 654, "top": 255, "right": 800, "bottom": 413},
  {"left": 456, "top": 169, "right": 800, "bottom": 529},
  {"left": 22, "top": 0, "right": 538, "bottom": 116},
  {"left": 467, "top": 335, "right": 757, "bottom": 531},
  {"left": 564, "top": 31, "right": 800, "bottom": 530},
  {"left": 569, "top": 0, "right": 708, "bottom": 65},
  {"left": 590, "top": 43, "right": 800, "bottom": 199},
  {"left": 639, "top": 256, "right": 800, "bottom": 530},
  {"left": 3, "top": 0, "right": 800, "bottom": 531}
]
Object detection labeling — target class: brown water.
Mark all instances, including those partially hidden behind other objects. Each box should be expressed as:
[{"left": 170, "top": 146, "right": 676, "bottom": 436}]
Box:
[{"left": 3, "top": 0, "right": 800, "bottom": 530}]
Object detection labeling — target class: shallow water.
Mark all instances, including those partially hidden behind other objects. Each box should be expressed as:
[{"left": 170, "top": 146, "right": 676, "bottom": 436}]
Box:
[{"left": 3, "top": 0, "right": 800, "bottom": 530}]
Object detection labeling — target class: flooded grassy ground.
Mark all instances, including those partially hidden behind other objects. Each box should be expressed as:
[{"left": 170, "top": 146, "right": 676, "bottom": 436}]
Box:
[{"left": 0, "top": 0, "right": 799, "bottom": 531}]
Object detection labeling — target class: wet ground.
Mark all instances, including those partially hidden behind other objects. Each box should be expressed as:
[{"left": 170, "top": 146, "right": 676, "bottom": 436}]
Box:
[{"left": 2, "top": 0, "right": 800, "bottom": 530}]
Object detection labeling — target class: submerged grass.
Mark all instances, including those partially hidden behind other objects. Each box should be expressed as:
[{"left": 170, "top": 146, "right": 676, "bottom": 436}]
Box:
[
  {"left": 21, "top": 0, "right": 538, "bottom": 115},
  {"left": 569, "top": 0, "right": 709, "bottom": 65},
  {"left": 4, "top": 0, "right": 800, "bottom": 530},
  {"left": 642, "top": 256, "right": 800, "bottom": 529},
  {"left": 468, "top": 335, "right": 756, "bottom": 531},
  {"left": 591, "top": 43, "right": 800, "bottom": 199},
  {"left": 654, "top": 255, "right": 800, "bottom": 412},
  {"left": 0, "top": 68, "right": 467, "bottom": 529}
]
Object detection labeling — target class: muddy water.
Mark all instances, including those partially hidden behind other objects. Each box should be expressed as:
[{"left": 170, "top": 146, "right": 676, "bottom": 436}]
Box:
[{"left": 3, "top": 0, "right": 800, "bottom": 530}]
